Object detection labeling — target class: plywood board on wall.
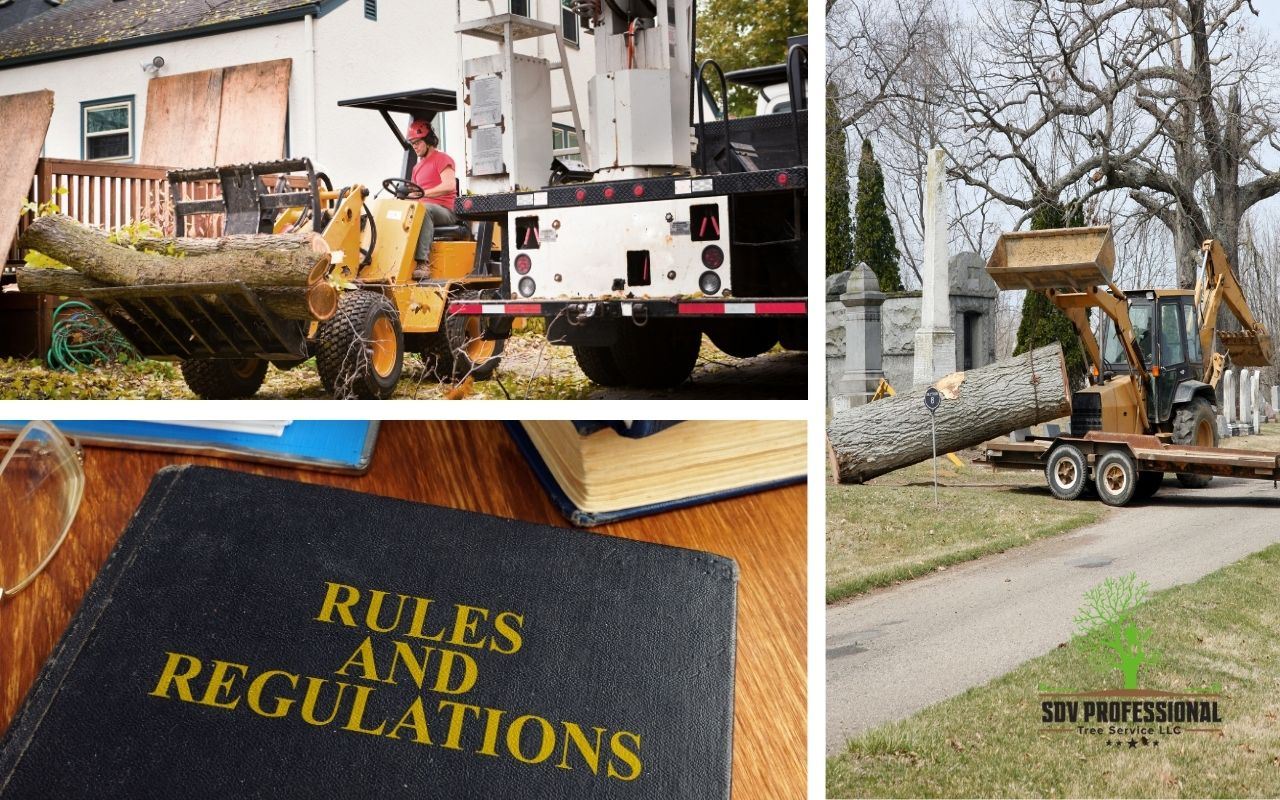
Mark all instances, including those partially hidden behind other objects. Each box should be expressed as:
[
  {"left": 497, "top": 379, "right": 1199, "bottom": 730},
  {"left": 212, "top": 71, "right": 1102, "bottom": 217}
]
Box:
[
  {"left": 0, "top": 90, "right": 54, "bottom": 259},
  {"left": 215, "top": 59, "right": 292, "bottom": 165},
  {"left": 140, "top": 68, "right": 223, "bottom": 168}
]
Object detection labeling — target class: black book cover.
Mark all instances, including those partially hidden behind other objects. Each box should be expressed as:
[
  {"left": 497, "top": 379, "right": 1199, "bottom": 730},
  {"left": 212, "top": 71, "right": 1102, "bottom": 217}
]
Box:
[{"left": 0, "top": 466, "right": 738, "bottom": 799}]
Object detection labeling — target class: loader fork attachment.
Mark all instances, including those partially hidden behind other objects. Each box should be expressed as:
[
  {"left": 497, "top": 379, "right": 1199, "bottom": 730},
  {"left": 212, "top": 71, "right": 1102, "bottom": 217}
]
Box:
[{"left": 168, "top": 158, "right": 325, "bottom": 237}]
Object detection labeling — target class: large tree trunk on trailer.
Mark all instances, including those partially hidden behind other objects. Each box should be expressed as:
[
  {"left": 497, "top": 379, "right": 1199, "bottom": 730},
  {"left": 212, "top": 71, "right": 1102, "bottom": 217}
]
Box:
[
  {"left": 17, "top": 215, "right": 330, "bottom": 288},
  {"left": 15, "top": 267, "right": 338, "bottom": 322},
  {"left": 827, "top": 343, "right": 1073, "bottom": 484}
]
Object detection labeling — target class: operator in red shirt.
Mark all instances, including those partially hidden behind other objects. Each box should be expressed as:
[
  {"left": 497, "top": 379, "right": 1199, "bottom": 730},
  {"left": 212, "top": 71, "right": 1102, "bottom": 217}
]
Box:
[{"left": 407, "top": 119, "right": 458, "bottom": 280}]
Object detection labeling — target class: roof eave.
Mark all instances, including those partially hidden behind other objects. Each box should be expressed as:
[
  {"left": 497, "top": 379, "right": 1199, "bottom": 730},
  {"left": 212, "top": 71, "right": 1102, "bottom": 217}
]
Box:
[{"left": 0, "top": 1, "right": 341, "bottom": 71}]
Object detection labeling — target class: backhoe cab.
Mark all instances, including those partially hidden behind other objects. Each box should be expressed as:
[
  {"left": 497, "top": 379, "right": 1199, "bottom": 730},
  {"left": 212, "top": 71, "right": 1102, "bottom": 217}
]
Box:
[{"left": 986, "top": 226, "right": 1272, "bottom": 486}]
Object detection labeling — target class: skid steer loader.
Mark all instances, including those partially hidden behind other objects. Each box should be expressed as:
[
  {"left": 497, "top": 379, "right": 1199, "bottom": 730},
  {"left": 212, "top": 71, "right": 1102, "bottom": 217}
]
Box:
[
  {"left": 69, "top": 89, "right": 505, "bottom": 399},
  {"left": 985, "top": 225, "right": 1272, "bottom": 495}
]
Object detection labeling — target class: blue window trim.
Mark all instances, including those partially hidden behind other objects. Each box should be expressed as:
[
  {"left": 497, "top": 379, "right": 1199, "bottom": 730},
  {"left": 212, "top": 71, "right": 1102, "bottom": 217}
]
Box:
[{"left": 80, "top": 94, "right": 135, "bottom": 162}]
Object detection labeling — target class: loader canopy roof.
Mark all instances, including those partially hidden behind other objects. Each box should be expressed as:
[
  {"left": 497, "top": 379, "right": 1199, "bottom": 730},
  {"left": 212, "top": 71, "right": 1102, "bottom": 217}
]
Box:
[{"left": 337, "top": 88, "right": 457, "bottom": 149}]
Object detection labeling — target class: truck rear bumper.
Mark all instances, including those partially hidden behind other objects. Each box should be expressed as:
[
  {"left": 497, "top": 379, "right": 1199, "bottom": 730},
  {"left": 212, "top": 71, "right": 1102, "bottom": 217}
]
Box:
[{"left": 447, "top": 297, "right": 807, "bottom": 319}]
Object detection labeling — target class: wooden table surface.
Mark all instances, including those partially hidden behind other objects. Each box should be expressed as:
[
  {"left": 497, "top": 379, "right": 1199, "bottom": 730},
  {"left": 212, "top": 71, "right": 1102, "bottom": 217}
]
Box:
[{"left": 0, "top": 421, "right": 807, "bottom": 799}]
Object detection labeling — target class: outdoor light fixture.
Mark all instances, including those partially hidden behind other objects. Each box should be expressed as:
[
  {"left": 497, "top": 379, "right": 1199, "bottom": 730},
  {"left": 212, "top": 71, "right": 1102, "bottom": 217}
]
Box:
[{"left": 141, "top": 56, "right": 165, "bottom": 74}]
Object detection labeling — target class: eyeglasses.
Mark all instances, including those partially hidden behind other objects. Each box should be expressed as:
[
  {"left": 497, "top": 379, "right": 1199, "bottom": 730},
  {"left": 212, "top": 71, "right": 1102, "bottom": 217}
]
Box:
[{"left": 0, "top": 421, "right": 84, "bottom": 600}]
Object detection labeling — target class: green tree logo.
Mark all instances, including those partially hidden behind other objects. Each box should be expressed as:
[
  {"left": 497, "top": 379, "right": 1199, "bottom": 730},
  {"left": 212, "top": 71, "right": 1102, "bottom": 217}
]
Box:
[{"left": 1073, "top": 573, "right": 1160, "bottom": 689}]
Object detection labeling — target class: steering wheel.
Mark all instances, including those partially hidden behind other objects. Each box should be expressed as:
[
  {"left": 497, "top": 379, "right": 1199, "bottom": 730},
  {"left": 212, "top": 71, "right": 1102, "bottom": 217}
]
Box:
[{"left": 382, "top": 178, "right": 424, "bottom": 200}]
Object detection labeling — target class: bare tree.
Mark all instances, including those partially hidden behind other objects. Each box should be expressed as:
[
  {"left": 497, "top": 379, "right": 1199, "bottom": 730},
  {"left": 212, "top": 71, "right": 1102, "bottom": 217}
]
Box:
[
  {"left": 829, "top": 0, "right": 977, "bottom": 286},
  {"left": 950, "top": 0, "right": 1280, "bottom": 287}
]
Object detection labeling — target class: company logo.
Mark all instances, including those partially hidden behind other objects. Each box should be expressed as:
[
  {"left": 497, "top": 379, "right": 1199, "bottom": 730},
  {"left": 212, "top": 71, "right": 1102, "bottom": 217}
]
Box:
[{"left": 1038, "top": 573, "right": 1222, "bottom": 748}]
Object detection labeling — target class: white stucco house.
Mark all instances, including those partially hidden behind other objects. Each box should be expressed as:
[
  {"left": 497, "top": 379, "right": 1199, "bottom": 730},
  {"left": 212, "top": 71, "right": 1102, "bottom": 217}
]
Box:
[{"left": 0, "top": 0, "right": 594, "bottom": 189}]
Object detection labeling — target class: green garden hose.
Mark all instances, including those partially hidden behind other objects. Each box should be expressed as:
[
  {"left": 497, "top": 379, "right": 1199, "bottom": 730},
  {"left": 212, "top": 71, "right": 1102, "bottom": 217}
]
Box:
[{"left": 47, "top": 301, "right": 138, "bottom": 372}]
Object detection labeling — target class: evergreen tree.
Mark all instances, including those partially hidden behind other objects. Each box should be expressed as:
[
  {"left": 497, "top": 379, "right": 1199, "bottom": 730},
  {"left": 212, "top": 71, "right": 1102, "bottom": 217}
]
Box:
[
  {"left": 852, "top": 139, "right": 901, "bottom": 291},
  {"left": 826, "top": 85, "right": 854, "bottom": 277},
  {"left": 1014, "top": 201, "right": 1089, "bottom": 387}
]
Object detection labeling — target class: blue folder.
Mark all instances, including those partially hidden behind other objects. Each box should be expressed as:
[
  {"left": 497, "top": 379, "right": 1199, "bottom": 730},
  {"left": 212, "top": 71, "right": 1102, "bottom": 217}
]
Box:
[{"left": 1, "top": 420, "right": 379, "bottom": 474}]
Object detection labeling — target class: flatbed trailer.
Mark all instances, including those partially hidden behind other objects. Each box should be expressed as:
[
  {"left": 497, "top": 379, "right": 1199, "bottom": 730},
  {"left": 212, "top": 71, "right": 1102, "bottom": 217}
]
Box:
[{"left": 978, "top": 432, "right": 1280, "bottom": 506}]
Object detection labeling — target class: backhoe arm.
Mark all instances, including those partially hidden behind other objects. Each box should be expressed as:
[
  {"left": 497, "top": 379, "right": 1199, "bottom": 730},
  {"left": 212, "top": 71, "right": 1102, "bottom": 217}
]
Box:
[{"left": 1196, "top": 239, "right": 1273, "bottom": 375}]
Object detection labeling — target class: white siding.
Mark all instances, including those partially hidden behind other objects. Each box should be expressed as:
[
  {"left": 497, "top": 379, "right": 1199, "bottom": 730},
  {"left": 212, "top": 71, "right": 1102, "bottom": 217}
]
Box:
[
  {"left": 0, "top": 0, "right": 597, "bottom": 189},
  {"left": 0, "top": 23, "right": 304, "bottom": 164}
]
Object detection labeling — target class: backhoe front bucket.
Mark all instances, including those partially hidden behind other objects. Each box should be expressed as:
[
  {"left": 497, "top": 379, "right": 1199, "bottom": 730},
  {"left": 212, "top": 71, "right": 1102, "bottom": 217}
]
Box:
[
  {"left": 1219, "top": 329, "right": 1273, "bottom": 367},
  {"left": 986, "top": 226, "right": 1116, "bottom": 292}
]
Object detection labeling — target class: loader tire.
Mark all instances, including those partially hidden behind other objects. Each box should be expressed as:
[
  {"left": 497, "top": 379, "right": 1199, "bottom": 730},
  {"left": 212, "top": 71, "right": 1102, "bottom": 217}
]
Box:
[
  {"left": 704, "top": 319, "right": 778, "bottom": 359},
  {"left": 180, "top": 358, "right": 268, "bottom": 399},
  {"left": 1172, "top": 397, "right": 1218, "bottom": 488},
  {"left": 572, "top": 345, "right": 626, "bottom": 387},
  {"left": 609, "top": 321, "right": 701, "bottom": 389},
  {"left": 316, "top": 290, "right": 403, "bottom": 399},
  {"left": 420, "top": 292, "right": 505, "bottom": 381}
]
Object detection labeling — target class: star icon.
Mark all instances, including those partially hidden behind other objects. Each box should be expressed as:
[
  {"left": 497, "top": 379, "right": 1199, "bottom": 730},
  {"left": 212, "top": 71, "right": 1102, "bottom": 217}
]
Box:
[
  {"left": 1105, "top": 740, "right": 1112, "bottom": 747},
  {"left": 1128, "top": 738, "right": 1138, "bottom": 748}
]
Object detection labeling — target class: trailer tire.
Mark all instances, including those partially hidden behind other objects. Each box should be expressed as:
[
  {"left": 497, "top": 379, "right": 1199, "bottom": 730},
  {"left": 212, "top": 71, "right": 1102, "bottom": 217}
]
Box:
[
  {"left": 1134, "top": 470, "right": 1163, "bottom": 501},
  {"left": 1095, "top": 450, "right": 1138, "bottom": 507},
  {"left": 572, "top": 345, "right": 626, "bottom": 386},
  {"left": 704, "top": 319, "right": 778, "bottom": 359},
  {"left": 180, "top": 357, "right": 268, "bottom": 399},
  {"left": 1045, "top": 443, "right": 1088, "bottom": 501},
  {"left": 1172, "top": 397, "right": 1218, "bottom": 488},
  {"left": 316, "top": 290, "right": 403, "bottom": 399},
  {"left": 421, "top": 293, "right": 505, "bottom": 381},
  {"left": 610, "top": 321, "right": 701, "bottom": 388}
]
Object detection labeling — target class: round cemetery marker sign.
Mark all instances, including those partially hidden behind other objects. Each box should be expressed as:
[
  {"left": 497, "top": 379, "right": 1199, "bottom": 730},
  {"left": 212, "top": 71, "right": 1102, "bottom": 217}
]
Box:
[{"left": 924, "top": 387, "right": 943, "bottom": 412}]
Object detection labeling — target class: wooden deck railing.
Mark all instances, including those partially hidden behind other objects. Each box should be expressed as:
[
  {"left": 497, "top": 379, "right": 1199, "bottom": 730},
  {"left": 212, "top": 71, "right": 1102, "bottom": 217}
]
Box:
[
  {"left": 7, "top": 158, "right": 171, "bottom": 267},
  {"left": 7, "top": 158, "right": 312, "bottom": 266}
]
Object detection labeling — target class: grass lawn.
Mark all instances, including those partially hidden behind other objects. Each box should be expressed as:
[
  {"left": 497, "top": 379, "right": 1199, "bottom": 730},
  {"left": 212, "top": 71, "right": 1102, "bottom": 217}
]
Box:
[
  {"left": 826, "top": 453, "right": 1105, "bottom": 603},
  {"left": 827, "top": 543, "right": 1280, "bottom": 798},
  {"left": 0, "top": 330, "right": 741, "bottom": 400}
]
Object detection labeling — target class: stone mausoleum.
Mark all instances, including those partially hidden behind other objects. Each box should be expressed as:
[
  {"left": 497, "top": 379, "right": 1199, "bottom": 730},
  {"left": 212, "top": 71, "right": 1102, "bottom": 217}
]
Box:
[{"left": 827, "top": 252, "right": 998, "bottom": 411}]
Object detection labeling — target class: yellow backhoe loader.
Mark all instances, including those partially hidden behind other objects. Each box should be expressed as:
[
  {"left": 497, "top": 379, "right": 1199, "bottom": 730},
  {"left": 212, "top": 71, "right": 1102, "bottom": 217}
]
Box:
[{"left": 983, "top": 225, "right": 1272, "bottom": 501}]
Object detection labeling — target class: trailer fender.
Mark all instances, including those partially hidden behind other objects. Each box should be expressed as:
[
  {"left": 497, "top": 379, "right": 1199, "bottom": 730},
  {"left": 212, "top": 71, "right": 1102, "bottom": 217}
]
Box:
[{"left": 1173, "top": 380, "right": 1216, "bottom": 408}]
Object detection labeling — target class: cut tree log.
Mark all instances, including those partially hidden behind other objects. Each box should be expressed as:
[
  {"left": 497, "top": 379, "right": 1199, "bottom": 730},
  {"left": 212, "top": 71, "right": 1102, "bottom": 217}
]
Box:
[
  {"left": 16, "top": 267, "right": 338, "bottom": 322},
  {"left": 827, "top": 343, "right": 1073, "bottom": 484},
  {"left": 17, "top": 215, "right": 330, "bottom": 288},
  {"left": 129, "top": 232, "right": 328, "bottom": 258}
]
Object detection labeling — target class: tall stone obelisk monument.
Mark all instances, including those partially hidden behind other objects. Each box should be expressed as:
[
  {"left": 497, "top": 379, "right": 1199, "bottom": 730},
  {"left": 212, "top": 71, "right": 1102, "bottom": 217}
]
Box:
[{"left": 913, "top": 147, "right": 957, "bottom": 386}]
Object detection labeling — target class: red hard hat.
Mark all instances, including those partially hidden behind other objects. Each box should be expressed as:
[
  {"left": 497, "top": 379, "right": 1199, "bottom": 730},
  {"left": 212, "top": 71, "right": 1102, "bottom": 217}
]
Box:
[{"left": 407, "top": 119, "right": 431, "bottom": 141}]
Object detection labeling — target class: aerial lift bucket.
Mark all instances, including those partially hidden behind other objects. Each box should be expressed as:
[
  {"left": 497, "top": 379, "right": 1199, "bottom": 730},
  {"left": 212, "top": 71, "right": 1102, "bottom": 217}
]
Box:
[{"left": 985, "top": 226, "right": 1116, "bottom": 292}]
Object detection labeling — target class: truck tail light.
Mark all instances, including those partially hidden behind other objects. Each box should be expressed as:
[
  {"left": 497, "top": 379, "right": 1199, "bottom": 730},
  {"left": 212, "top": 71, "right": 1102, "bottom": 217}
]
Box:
[
  {"left": 518, "top": 277, "right": 536, "bottom": 297},
  {"left": 514, "top": 254, "right": 532, "bottom": 275},
  {"left": 701, "top": 245, "right": 724, "bottom": 269},
  {"left": 699, "top": 271, "right": 721, "bottom": 295}
]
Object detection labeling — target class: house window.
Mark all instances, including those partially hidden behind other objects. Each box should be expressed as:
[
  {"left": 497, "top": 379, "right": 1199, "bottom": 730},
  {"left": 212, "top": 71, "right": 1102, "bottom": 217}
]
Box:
[
  {"left": 364, "top": 0, "right": 376, "bottom": 20},
  {"left": 511, "top": 0, "right": 579, "bottom": 45},
  {"left": 82, "top": 97, "right": 133, "bottom": 162},
  {"left": 552, "top": 123, "right": 579, "bottom": 155},
  {"left": 561, "top": 0, "right": 579, "bottom": 46}
]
